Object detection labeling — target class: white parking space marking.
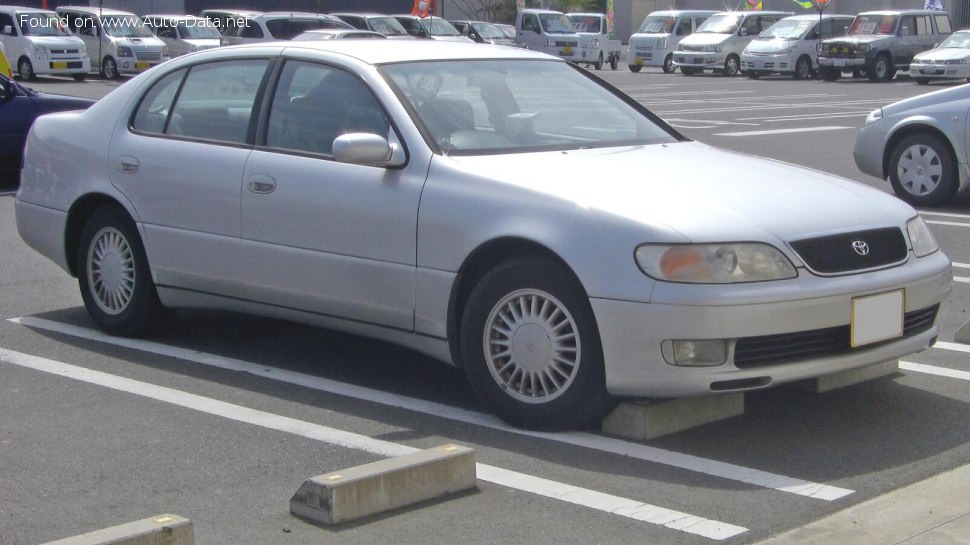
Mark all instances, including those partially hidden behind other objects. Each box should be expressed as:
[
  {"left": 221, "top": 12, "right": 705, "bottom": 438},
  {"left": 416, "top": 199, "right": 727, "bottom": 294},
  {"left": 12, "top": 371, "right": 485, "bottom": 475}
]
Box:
[
  {"left": 0, "top": 347, "right": 748, "bottom": 541},
  {"left": 925, "top": 220, "right": 970, "bottom": 228},
  {"left": 952, "top": 263, "right": 970, "bottom": 269},
  {"left": 901, "top": 361, "right": 970, "bottom": 381},
  {"left": 956, "top": 277, "right": 970, "bottom": 284},
  {"left": 933, "top": 341, "right": 970, "bottom": 355},
  {"left": 713, "top": 127, "right": 853, "bottom": 137},
  {"left": 10, "top": 316, "right": 854, "bottom": 501},
  {"left": 920, "top": 212, "right": 970, "bottom": 220}
]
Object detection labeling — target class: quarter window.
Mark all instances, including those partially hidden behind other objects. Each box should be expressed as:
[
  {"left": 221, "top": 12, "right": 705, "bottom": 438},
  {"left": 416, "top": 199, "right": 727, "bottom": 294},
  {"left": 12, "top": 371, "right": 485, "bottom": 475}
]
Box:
[{"left": 934, "top": 15, "right": 951, "bottom": 34}]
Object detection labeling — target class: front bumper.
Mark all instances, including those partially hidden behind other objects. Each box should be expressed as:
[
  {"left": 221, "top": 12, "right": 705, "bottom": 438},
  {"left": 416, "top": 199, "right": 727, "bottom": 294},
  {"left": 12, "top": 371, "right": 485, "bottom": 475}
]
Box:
[
  {"left": 672, "top": 51, "right": 722, "bottom": 70},
  {"left": 910, "top": 63, "right": 970, "bottom": 80},
  {"left": 853, "top": 121, "right": 888, "bottom": 179},
  {"left": 740, "top": 53, "right": 797, "bottom": 74},
  {"left": 818, "top": 57, "right": 866, "bottom": 70},
  {"left": 591, "top": 251, "right": 951, "bottom": 398},
  {"left": 34, "top": 57, "right": 90, "bottom": 75},
  {"left": 628, "top": 46, "right": 672, "bottom": 67}
]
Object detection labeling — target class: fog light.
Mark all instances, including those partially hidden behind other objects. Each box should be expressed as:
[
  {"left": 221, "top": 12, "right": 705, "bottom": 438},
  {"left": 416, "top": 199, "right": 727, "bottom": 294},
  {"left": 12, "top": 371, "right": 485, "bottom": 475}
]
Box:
[{"left": 662, "top": 340, "right": 728, "bottom": 367}]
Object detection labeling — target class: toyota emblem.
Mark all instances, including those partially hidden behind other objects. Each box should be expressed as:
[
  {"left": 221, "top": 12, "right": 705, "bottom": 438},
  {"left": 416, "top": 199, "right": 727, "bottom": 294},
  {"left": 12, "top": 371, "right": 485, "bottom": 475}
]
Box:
[{"left": 852, "top": 240, "right": 870, "bottom": 256}]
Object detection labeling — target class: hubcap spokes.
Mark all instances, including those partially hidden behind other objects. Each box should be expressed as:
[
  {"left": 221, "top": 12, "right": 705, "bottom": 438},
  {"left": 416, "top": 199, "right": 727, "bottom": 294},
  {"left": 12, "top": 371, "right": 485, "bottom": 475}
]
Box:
[
  {"left": 899, "top": 145, "right": 943, "bottom": 196},
  {"left": 88, "top": 228, "right": 136, "bottom": 315},
  {"left": 484, "top": 289, "right": 580, "bottom": 404}
]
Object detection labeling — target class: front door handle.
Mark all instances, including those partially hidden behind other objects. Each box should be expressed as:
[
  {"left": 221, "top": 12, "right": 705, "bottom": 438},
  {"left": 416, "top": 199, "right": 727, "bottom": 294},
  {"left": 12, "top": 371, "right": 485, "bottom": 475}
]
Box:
[
  {"left": 117, "top": 156, "right": 140, "bottom": 174},
  {"left": 247, "top": 174, "right": 277, "bottom": 194}
]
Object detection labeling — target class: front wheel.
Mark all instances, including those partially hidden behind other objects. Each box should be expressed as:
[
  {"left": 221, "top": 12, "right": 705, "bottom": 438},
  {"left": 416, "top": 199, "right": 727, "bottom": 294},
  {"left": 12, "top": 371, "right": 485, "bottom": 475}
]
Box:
[
  {"left": 681, "top": 67, "right": 698, "bottom": 76},
  {"left": 662, "top": 53, "right": 674, "bottom": 74},
  {"left": 17, "top": 57, "right": 35, "bottom": 81},
  {"left": 72, "top": 73, "right": 87, "bottom": 82},
  {"left": 460, "top": 258, "right": 614, "bottom": 430},
  {"left": 594, "top": 52, "right": 604, "bottom": 70},
  {"left": 819, "top": 66, "right": 840, "bottom": 81},
  {"left": 723, "top": 55, "right": 740, "bottom": 76},
  {"left": 915, "top": 77, "right": 929, "bottom": 85},
  {"left": 628, "top": 64, "right": 642, "bottom": 73},
  {"left": 102, "top": 56, "right": 120, "bottom": 80},
  {"left": 889, "top": 133, "right": 958, "bottom": 207},
  {"left": 77, "top": 206, "right": 165, "bottom": 336},
  {"left": 609, "top": 53, "right": 618, "bottom": 70},
  {"left": 793, "top": 56, "right": 812, "bottom": 80}
]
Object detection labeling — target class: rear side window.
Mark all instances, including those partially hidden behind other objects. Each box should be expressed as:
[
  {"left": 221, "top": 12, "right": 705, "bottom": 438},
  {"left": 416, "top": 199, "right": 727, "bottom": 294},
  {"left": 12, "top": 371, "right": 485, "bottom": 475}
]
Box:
[
  {"left": 132, "top": 59, "right": 270, "bottom": 144},
  {"left": 935, "top": 15, "right": 951, "bottom": 34}
]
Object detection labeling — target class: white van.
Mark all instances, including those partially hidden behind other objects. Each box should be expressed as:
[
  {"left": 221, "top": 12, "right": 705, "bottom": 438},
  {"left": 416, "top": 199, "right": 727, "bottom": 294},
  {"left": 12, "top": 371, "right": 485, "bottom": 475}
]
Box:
[
  {"left": 627, "top": 10, "right": 717, "bottom": 73},
  {"left": 56, "top": 6, "right": 169, "bottom": 79},
  {"left": 0, "top": 6, "right": 90, "bottom": 81},
  {"left": 673, "top": 11, "right": 792, "bottom": 76},
  {"left": 141, "top": 14, "right": 221, "bottom": 58},
  {"left": 513, "top": 9, "right": 582, "bottom": 62},
  {"left": 741, "top": 14, "right": 853, "bottom": 79},
  {"left": 199, "top": 9, "right": 262, "bottom": 36}
]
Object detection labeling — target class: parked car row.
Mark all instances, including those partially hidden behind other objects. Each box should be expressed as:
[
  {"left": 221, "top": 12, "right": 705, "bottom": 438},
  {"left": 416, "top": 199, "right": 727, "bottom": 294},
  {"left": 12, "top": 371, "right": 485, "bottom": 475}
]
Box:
[{"left": 629, "top": 8, "right": 965, "bottom": 84}]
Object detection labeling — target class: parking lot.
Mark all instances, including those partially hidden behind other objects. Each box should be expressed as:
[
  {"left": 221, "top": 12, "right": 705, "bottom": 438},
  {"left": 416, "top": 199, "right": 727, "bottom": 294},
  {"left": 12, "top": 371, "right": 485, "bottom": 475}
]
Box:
[{"left": 2, "top": 68, "right": 970, "bottom": 545}]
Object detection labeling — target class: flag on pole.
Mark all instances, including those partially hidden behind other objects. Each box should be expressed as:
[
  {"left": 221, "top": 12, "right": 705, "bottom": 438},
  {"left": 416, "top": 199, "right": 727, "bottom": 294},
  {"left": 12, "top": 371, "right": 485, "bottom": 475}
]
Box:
[
  {"left": 745, "top": 0, "right": 762, "bottom": 10},
  {"left": 606, "top": 0, "right": 615, "bottom": 34},
  {"left": 411, "top": 0, "right": 433, "bottom": 18},
  {"left": 790, "top": 0, "right": 814, "bottom": 8}
]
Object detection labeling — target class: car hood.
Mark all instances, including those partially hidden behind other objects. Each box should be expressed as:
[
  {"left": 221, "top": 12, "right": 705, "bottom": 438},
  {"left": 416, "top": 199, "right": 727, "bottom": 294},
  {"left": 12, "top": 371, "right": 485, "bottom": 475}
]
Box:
[
  {"left": 448, "top": 141, "right": 913, "bottom": 243},
  {"left": 826, "top": 35, "right": 887, "bottom": 45},
  {"left": 746, "top": 37, "right": 797, "bottom": 53},
  {"left": 182, "top": 39, "right": 221, "bottom": 48},
  {"left": 429, "top": 35, "right": 474, "bottom": 42},
  {"left": 679, "top": 33, "right": 731, "bottom": 46},
  {"left": 880, "top": 82, "right": 970, "bottom": 117},
  {"left": 914, "top": 48, "right": 970, "bottom": 62},
  {"left": 24, "top": 35, "right": 85, "bottom": 47}
]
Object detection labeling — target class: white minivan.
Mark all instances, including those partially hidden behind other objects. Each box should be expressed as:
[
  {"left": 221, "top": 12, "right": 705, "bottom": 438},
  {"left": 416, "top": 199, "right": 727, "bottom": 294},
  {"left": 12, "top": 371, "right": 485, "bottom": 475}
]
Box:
[
  {"left": 673, "top": 11, "right": 792, "bottom": 76},
  {"left": 627, "top": 10, "right": 717, "bottom": 73},
  {"left": 741, "top": 14, "right": 853, "bottom": 79},
  {"left": 56, "top": 6, "right": 169, "bottom": 79},
  {"left": 0, "top": 6, "right": 90, "bottom": 81},
  {"left": 141, "top": 15, "right": 221, "bottom": 58}
]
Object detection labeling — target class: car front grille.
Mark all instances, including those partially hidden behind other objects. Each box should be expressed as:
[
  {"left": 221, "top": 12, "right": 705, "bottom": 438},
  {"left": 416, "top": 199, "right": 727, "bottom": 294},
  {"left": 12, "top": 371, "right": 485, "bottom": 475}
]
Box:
[
  {"left": 789, "top": 227, "right": 908, "bottom": 275},
  {"left": 825, "top": 44, "right": 859, "bottom": 58},
  {"left": 734, "top": 304, "right": 939, "bottom": 368},
  {"left": 136, "top": 51, "right": 162, "bottom": 61},
  {"left": 555, "top": 41, "right": 578, "bottom": 47},
  {"left": 681, "top": 44, "right": 705, "bottom": 52},
  {"left": 50, "top": 49, "right": 80, "bottom": 54}
]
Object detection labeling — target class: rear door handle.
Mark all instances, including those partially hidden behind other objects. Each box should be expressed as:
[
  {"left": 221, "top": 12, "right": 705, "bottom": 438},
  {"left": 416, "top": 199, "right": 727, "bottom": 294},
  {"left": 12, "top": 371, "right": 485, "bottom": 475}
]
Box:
[
  {"left": 247, "top": 174, "right": 277, "bottom": 194},
  {"left": 117, "top": 156, "right": 140, "bottom": 174}
]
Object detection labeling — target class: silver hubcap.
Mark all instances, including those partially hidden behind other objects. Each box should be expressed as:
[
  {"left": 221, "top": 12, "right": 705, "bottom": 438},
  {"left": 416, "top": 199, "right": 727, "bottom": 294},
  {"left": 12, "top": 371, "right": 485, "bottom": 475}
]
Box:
[
  {"left": 898, "top": 144, "right": 943, "bottom": 196},
  {"left": 87, "top": 227, "right": 135, "bottom": 315},
  {"left": 483, "top": 289, "right": 580, "bottom": 404}
]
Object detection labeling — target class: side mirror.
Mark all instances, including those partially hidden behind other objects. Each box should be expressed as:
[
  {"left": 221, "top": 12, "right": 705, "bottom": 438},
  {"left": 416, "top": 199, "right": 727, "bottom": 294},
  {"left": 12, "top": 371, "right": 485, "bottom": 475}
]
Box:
[{"left": 332, "top": 133, "right": 405, "bottom": 167}]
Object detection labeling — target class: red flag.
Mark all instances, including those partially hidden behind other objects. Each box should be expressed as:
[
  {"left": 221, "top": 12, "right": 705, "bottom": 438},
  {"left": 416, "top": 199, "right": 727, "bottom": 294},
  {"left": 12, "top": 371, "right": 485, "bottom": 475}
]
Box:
[{"left": 411, "top": 0, "right": 433, "bottom": 17}]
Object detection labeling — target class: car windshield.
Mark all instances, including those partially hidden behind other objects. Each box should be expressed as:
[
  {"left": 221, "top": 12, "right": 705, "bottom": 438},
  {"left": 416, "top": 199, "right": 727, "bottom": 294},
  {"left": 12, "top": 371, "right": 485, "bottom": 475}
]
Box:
[
  {"left": 381, "top": 59, "right": 677, "bottom": 155},
  {"left": 567, "top": 15, "right": 601, "bottom": 33},
  {"left": 696, "top": 13, "right": 741, "bottom": 34},
  {"left": 538, "top": 13, "right": 574, "bottom": 34},
  {"left": 267, "top": 18, "right": 348, "bottom": 39},
  {"left": 759, "top": 19, "right": 813, "bottom": 39},
  {"left": 102, "top": 16, "right": 155, "bottom": 38},
  {"left": 369, "top": 16, "right": 409, "bottom": 36},
  {"left": 937, "top": 32, "right": 970, "bottom": 48},
  {"left": 848, "top": 14, "right": 897, "bottom": 36},
  {"left": 17, "top": 12, "right": 69, "bottom": 36},
  {"left": 471, "top": 22, "right": 507, "bottom": 39},
  {"left": 638, "top": 15, "right": 676, "bottom": 34},
  {"left": 177, "top": 20, "right": 221, "bottom": 39},
  {"left": 418, "top": 17, "right": 461, "bottom": 36}
]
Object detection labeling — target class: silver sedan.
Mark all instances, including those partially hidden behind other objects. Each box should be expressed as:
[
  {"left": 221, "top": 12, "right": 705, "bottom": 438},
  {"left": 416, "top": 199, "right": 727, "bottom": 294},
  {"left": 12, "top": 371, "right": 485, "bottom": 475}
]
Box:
[{"left": 16, "top": 41, "right": 952, "bottom": 430}]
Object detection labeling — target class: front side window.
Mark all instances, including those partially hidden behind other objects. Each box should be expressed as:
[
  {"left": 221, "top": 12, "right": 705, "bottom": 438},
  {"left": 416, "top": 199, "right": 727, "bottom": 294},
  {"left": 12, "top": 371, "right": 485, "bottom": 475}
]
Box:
[
  {"left": 240, "top": 22, "right": 264, "bottom": 39},
  {"left": 382, "top": 60, "right": 677, "bottom": 155},
  {"left": 134, "top": 60, "right": 269, "bottom": 144},
  {"left": 522, "top": 14, "right": 539, "bottom": 33},
  {"left": 368, "top": 17, "right": 408, "bottom": 36},
  {"left": 0, "top": 14, "right": 15, "bottom": 35},
  {"left": 266, "top": 61, "right": 389, "bottom": 156},
  {"left": 18, "top": 12, "right": 69, "bottom": 36},
  {"left": 419, "top": 18, "right": 461, "bottom": 37}
]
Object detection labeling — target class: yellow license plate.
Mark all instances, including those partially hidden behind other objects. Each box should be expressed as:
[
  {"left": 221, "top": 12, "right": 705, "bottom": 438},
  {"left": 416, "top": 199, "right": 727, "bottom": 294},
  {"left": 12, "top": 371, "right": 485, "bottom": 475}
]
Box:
[
  {"left": 52, "top": 61, "right": 68, "bottom": 70},
  {"left": 135, "top": 61, "right": 151, "bottom": 71},
  {"left": 851, "top": 290, "right": 904, "bottom": 347},
  {"left": 562, "top": 46, "right": 572, "bottom": 55},
  {"left": 634, "top": 56, "right": 643, "bottom": 66}
]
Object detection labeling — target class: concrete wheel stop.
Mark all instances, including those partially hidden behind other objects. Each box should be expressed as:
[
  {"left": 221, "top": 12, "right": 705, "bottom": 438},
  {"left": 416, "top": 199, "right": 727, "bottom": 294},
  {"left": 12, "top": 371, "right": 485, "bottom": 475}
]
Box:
[
  {"left": 290, "top": 444, "right": 477, "bottom": 525},
  {"left": 955, "top": 320, "right": 970, "bottom": 344},
  {"left": 40, "top": 514, "right": 193, "bottom": 545},
  {"left": 602, "top": 393, "right": 745, "bottom": 441}
]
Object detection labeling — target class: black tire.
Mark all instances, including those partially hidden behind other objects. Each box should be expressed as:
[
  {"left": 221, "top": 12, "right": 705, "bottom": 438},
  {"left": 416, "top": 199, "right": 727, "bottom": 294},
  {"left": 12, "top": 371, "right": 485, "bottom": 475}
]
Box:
[
  {"left": 745, "top": 71, "right": 760, "bottom": 79},
  {"left": 867, "top": 54, "right": 893, "bottom": 82},
  {"left": 681, "top": 67, "right": 697, "bottom": 76},
  {"left": 915, "top": 77, "right": 929, "bottom": 85},
  {"left": 628, "top": 64, "right": 642, "bottom": 73},
  {"left": 17, "top": 57, "right": 35, "bottom": 81},
  {"left": 460, "top": 258, "right": 614, "bottom": 430},
  {"left": 793, "top": 56, "right": 812, "bottom": 80},
  {"left": 723, "top": 55, "right": 740, "bottom": 77},
  {"left": 594, "top": 52, "right": 604, "bottom": 70},
  {"left": 852, "top": 68, "right": 866, "bottom": 78},
  {"left": 819, "top": 66, "right": 840, "bottom": 81},
  {"left": 888, "top": 133, "right": 958, "bottom": 207},
  {"left": 661, "top": 53, "right": 674, "bottom": 74},
  {"left": 77, "top": 205, "right": 165, "bottom": 336},
  {"left": 72, "top": 73, "right": 87, "bottom": 82},
  {"left": 609, "top": 53, "right": 618, "bottom": 70},
  {"left": 102, "top": 56, "right": 119, "bottom": 80}
]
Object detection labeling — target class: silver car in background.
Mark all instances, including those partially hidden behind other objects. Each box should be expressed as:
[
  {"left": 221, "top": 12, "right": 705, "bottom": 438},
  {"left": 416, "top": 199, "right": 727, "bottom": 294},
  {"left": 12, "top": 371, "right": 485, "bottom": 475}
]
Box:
[
  {"left": 855, "top": 83, "right": 970, "bottom": 206},
  {"left": 16, "top": 41, "right": 951, "bottom": 430}
]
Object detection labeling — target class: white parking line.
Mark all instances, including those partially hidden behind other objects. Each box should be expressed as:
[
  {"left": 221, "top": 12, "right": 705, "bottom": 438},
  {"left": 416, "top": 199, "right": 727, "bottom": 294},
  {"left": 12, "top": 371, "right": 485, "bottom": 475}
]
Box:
[
  {"left": 925, "top": 220, "right": 970, "bottom": 228},
  {"left": 10, "top": 316, "right": 854, "bottom": 501},
  {"left": 952, "top": 263, "right": 970, "bottom": 269},
  {"left": 0, "top": 347, "right": 748, "bottom": 540},
  {"left": 713, "top": 126, "right": 853, "bottom": 137},
  {"left": 920, "top": 211, "right": 970, "bottom": 220},
  {"left": 955, "top": 277, "right": 970, "bottom": 284},
  {"left": 900, "top": 361, "right": 970, "bottom": 381},
  {"left": 933, "top": 341, "right": 970, "bottom": 354}
]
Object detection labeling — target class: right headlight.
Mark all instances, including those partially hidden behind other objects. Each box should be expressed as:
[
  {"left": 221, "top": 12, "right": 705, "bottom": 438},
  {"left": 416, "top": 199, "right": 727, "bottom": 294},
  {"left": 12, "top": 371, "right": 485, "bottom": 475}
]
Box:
[
  {"left": 864, "top": 108, "right": 883, "bottom": 125},
  {"left": 907, "top": 216, "right": 939, "bottom": 258},
  {"left": 635, "top": 243, "right": 797, "bottom": 283}
]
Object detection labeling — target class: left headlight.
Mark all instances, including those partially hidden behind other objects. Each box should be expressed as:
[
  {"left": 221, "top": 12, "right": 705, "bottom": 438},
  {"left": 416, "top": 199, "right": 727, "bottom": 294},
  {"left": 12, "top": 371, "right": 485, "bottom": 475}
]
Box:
[
  {"left": 944, "top": 58, "right": 967, "bottom": 65},
  {"left": 635, "top": 243, "right": 797, "bottom": 283},
  {"left": 118, "top": 46, "right": 133, "bottom": 57},
  {"left": 856, "top": 43, "right": 870, "bottom": 53},
  {"left": 865, "top": 108, "right": 883, "bottom": 126},
  {"left": 907, "top": 216, "right": 939, "bottom": 258}
]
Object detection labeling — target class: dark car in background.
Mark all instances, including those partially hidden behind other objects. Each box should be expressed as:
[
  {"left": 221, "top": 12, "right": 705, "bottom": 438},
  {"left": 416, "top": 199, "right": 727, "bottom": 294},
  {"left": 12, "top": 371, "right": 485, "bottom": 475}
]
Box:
[{"left": 0, "top": 73, "right": 94, "bottom": 184}]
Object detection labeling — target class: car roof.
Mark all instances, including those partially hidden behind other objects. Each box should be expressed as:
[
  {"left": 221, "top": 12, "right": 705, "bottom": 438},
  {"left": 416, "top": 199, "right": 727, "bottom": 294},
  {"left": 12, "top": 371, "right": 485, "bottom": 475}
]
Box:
[
  {"left": 0, "top": 6, "right": 57, "bottom": 15},
  {"left": 200, "top": 9, "right": 263, "bottom": 16},
  {"left": 230, "top": 39, "right": 552, "bottom": 64},
  {"left": 255, "top": 12, "right": 342, "bottom": 20},
  {"left": 55, "top": 5, "right": 138, "bottom": 17},
  {"left": 143, "top": 14, "right": 206, "bottom": 21},
  {"left": 782, "top": 13, "right": 854, "bottom": 20},
  {"left": 646, "top": 10, "right": 719, "bottom": 16},
  {"left": 857, "top": 10, "right": 946, "bottom": 15}
]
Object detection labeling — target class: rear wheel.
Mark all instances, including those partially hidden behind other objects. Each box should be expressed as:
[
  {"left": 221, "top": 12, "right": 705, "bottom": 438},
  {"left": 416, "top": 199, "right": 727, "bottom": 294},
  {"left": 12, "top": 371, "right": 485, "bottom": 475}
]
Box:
[
  {"left": 793, "top": 56, "right": 812, "bottom": 80},
  {"left": 915, "top": 77, "right": 929, "bottom": 85},
  {"left": 72, "top": 73, "right": 87, "bottom": 82},
  {"left": 594, "top": 52, "right": 604, "bottom": 70},
  {"left": 681, "top": 67, "right": 698, "bottom": 76},
  {"left": 17, "top": 57, "right": 35, "bottom": 81},
  {"left": 609, "top": 53, "right": 618, "bottom": 70},
  {"left": 723, "top": 55, "right": 740, "bottom": 76},
  {"left": 661, "top": 53, "right": 674, "bottom": 74},
  {"left": 460, "top": 258, "right": 614, "bottom": 430},
  {"left": 746, "top": 71, "right": 760, "bottom": 79},
  {"left": 629, "top": 64, "right": 642, "bottom": 73},
  {"left": 889, "top": 133, "right": 958, "bottom": 207},
  {"left": 77, "top": 206, "right": 165, "bottom": 336}
]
